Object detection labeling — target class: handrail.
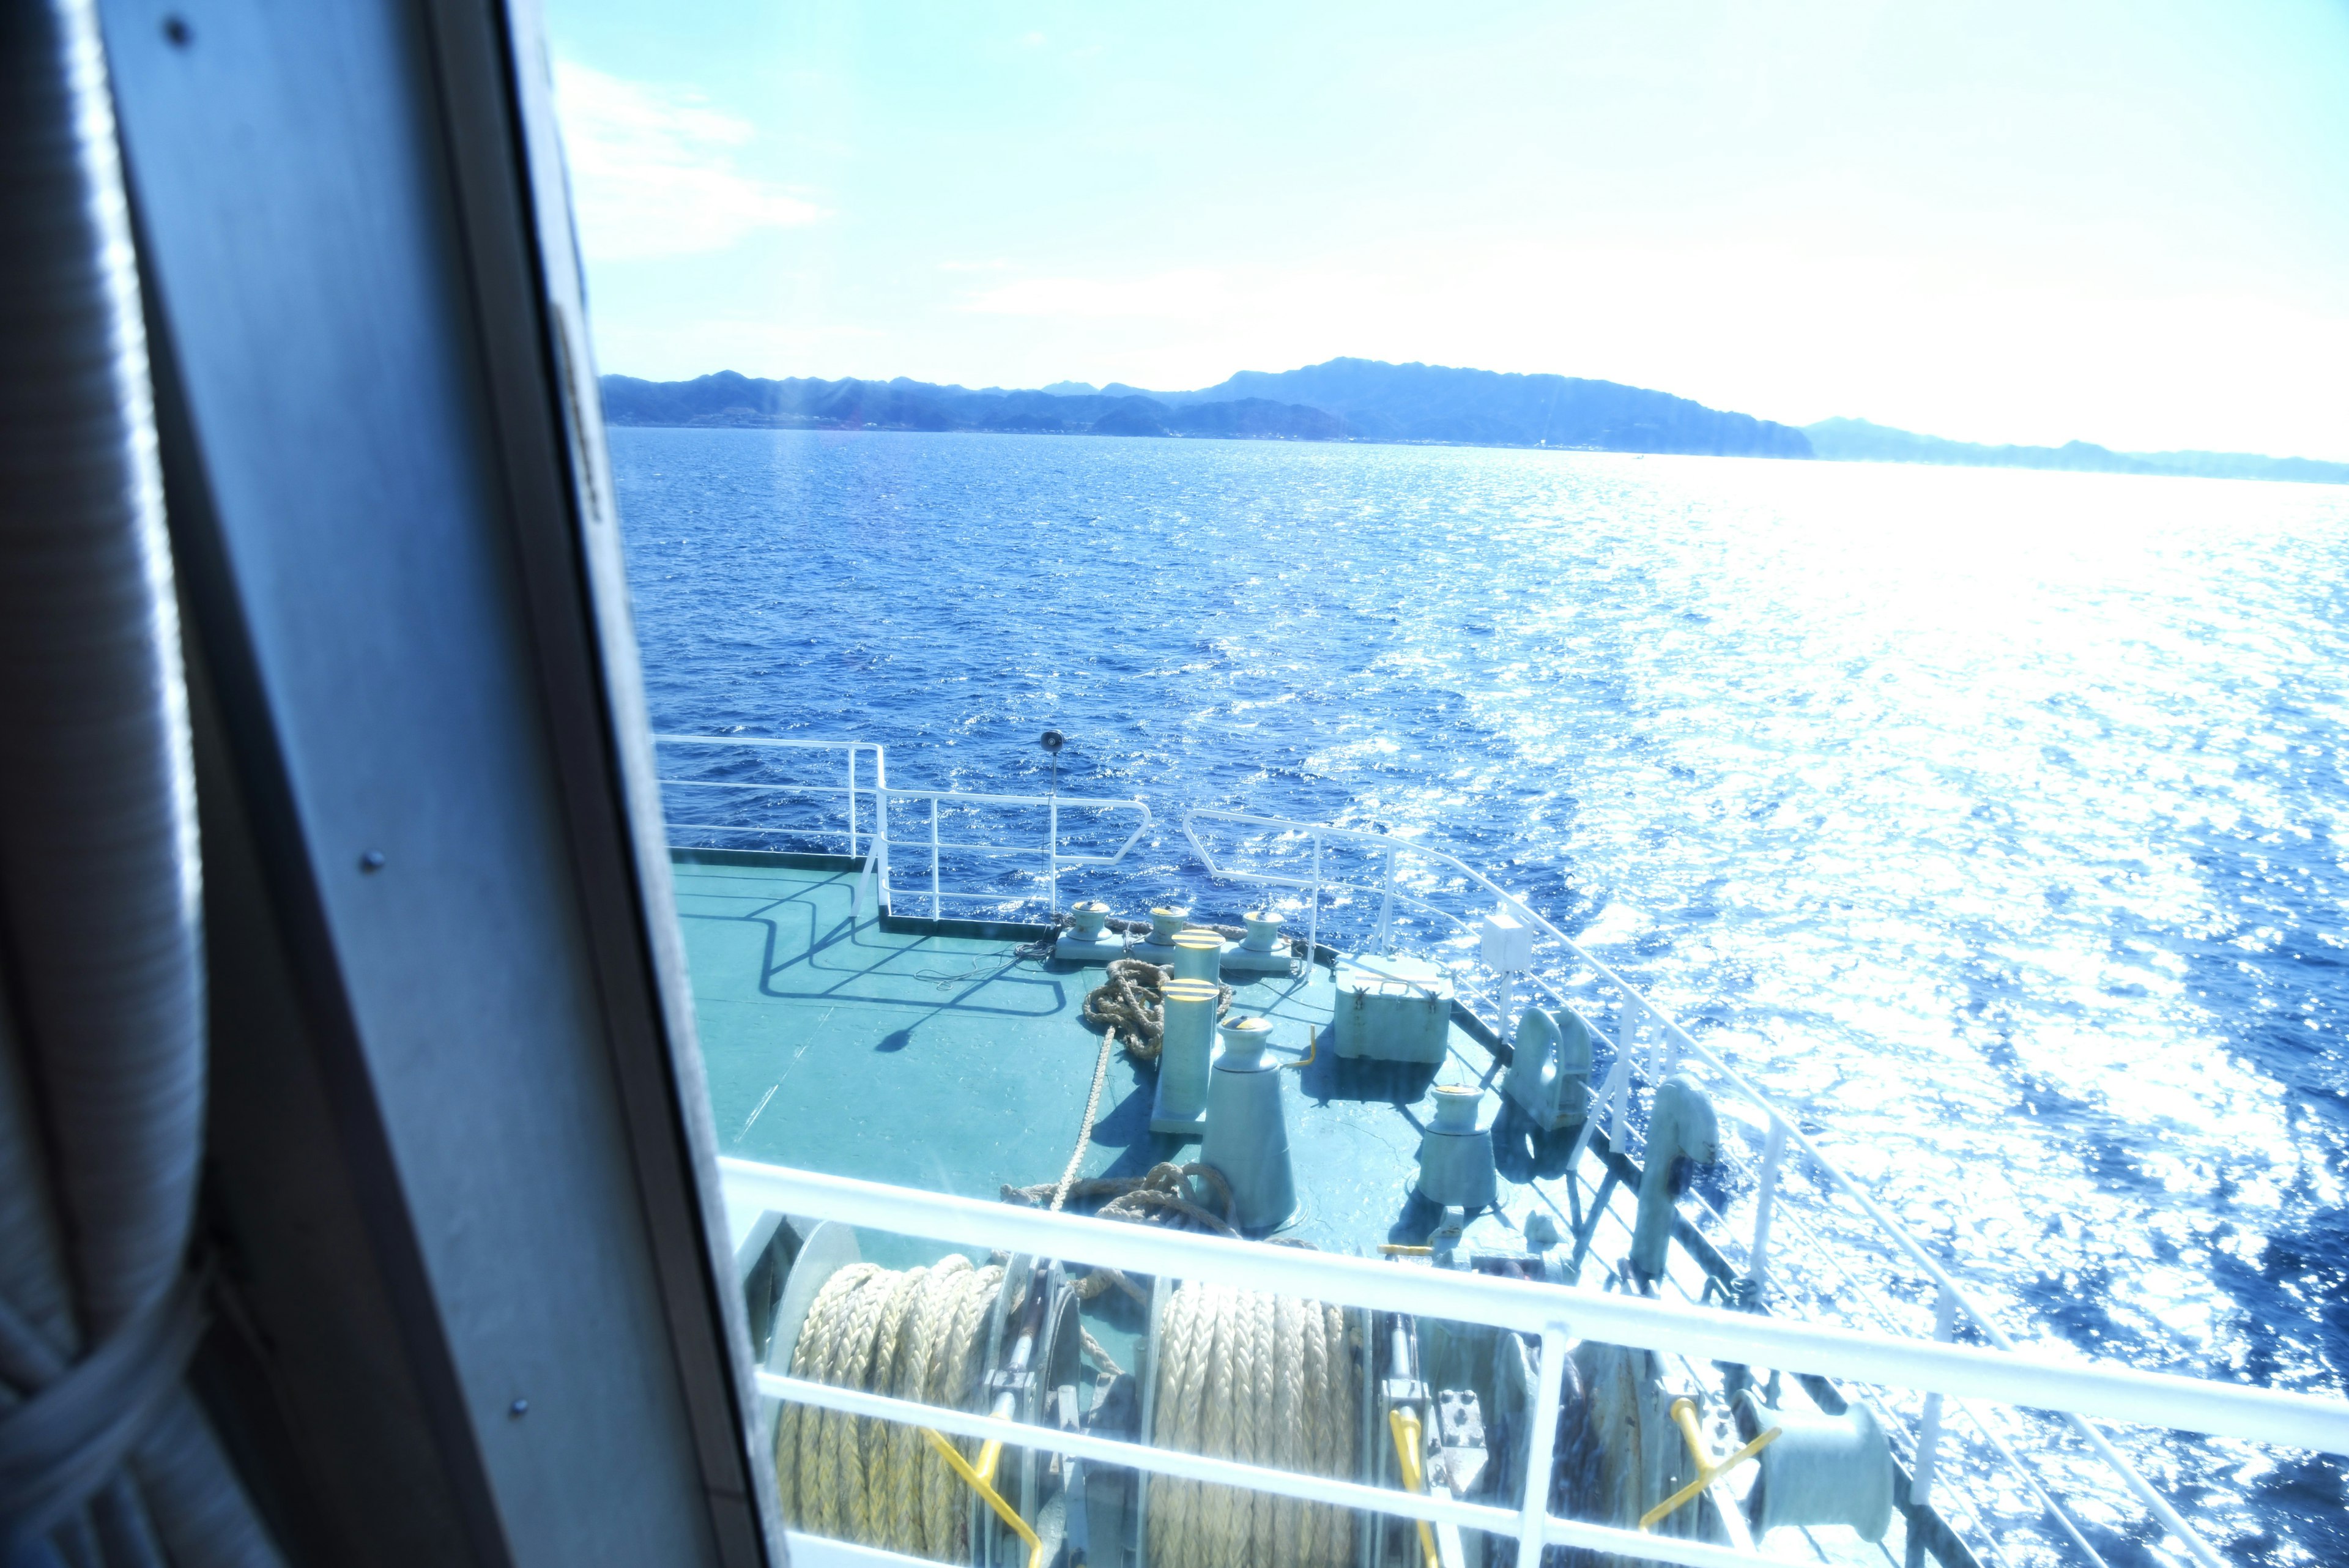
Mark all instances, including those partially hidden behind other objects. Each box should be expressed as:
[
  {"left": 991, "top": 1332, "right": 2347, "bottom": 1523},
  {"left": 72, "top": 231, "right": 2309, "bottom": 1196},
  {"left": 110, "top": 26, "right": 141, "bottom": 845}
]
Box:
[
  {"left": 722, "top": 1162, "right": 2349, "bottom": 1453},
  {"left": 653, "top": 734, "right": 885, "bottom": 861},
  {"left": 726, "top": 1160, "right": 2349, "bottom": 1568},
  {"left": 768, "top": 1375, "right": 1786, "bottom": 1568},
  {"left": 870, "top": 787, "right": 1151, "bottom": 869},
  {"left": 1179, "top": 807, "right": 2240, "bottom": 1568},
  {"left": 865, "top": 788, "right": 1150, "bottom": 918},
  {"left": 651, "top": 736, "right": 1151, "bottom": 920}
]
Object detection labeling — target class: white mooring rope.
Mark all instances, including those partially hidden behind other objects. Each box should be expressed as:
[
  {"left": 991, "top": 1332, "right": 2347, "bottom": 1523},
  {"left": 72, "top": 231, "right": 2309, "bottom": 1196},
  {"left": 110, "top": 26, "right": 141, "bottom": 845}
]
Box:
[
  {"left": 1149, "top": 1280, "right": 1362, "bottom": 1568},
  {"left": 774, "top": 1255, "right": 1006, "bottom": 1559},
  {"left": 777, "top": 1263, "right": 1364, "bottom": 1568}
]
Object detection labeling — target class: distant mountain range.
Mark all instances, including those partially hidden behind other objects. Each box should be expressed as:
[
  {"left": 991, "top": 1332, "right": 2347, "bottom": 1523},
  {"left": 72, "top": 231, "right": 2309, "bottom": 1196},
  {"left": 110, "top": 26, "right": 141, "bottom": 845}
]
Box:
[
  {"left": 597, "top": 359, "right": 2347, "bottom": 483},
  {"left": 598, "top": 359, "right": 1808, "bottom": 458},
  {"left": 1803, "top": 417, "right": 2349, "bottom": 486}
]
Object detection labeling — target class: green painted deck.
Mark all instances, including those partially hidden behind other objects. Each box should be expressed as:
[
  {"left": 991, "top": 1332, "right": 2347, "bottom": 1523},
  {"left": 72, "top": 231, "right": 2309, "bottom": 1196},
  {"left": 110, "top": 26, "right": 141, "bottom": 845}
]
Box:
[{"left": 675, "top": 856, "right": 1523, "bottom": 1269}]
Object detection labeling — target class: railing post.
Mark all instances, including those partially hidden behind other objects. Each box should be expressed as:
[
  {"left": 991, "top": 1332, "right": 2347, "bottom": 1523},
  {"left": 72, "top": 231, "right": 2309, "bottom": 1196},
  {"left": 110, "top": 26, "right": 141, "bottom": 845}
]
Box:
[
  {"left": 1377, "top": 843, "right": 1397, "bottom": 951},
  {"left": 1047, "top": 794, "right": 1059, "bottom": 915},
  {"left": 876, "top": 779, "right": 891, "bottom": 913},
  {"left": 1307, "top": 834, "right": 1323, "bottom": 963},
  {"left": 1910, "top": 1285, "right": 1958, "bottom": 1507},
  {"left": 1748, "top": 1119, "right": 1787, "bottom": 1301},
  {"left": 1612, "top": 1011, "right": 1638, "bottom": 1148},
  {"left": 930, "top": 797, "right": 942, "bottom": 922},
  {"left": 1515, "top": 1323, "right": 1570, "bottom": 1568}
]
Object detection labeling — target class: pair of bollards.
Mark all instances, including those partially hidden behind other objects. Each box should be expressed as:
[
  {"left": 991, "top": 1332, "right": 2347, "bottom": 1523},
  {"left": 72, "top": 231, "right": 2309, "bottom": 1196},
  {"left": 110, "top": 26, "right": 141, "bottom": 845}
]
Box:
[{"left": 1146, "top": 929, "right": 1297, "bottom": 1232}]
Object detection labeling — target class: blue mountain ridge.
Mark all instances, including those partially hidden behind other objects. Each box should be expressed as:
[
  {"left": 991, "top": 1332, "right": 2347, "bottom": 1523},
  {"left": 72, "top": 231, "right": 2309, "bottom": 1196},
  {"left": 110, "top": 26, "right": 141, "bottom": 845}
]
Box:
[
  {"left": 1803, "top": 417, "right": 2348, "bottom": 486},
  {"left": 596, "top": 360, "right": 2347, "bottom": 482},
  {"left": 596, "top": 359, "right": 1811, "bottom": 458}
]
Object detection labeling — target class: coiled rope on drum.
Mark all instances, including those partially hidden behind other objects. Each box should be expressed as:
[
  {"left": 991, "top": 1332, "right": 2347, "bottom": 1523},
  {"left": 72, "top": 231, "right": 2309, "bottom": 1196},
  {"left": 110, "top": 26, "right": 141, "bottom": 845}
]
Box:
[
  {"left": 774, "top": 1255, "right": 1008, "bottom": 1559},
  {"left": 1149, "top": 1280, "right": 1362, "bottom": 1568}
]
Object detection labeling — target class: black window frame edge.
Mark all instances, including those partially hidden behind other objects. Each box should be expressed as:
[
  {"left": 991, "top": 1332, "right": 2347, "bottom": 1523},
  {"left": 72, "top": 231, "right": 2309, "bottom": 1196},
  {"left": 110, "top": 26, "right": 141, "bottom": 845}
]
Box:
[
  {"left": 100, "top": 0, "right": 779, "bottom": 1561},
  {"left": 423, "top": 1, "right": 782, "bottom": 1559}
]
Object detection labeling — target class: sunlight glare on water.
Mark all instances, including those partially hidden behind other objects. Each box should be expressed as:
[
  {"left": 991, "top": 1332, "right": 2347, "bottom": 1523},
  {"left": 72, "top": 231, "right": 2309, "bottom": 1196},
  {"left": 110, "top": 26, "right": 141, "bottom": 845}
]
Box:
[{"left": 613, "top": 428, "right": 2349, "bottom": 1562}]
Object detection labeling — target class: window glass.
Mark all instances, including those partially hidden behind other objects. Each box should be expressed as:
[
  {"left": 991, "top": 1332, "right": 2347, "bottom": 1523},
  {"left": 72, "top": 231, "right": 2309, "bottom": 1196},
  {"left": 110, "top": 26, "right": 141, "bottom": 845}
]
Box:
[{"left": 543, "top": 6, "right": 2349, "bottom": 1564}]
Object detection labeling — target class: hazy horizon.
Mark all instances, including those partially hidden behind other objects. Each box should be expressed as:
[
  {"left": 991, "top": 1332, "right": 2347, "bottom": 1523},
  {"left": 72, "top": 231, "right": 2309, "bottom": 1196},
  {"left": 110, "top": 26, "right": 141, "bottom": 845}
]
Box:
[{"left": 546, "top": 1, "right": 2349, "bottom": 462}]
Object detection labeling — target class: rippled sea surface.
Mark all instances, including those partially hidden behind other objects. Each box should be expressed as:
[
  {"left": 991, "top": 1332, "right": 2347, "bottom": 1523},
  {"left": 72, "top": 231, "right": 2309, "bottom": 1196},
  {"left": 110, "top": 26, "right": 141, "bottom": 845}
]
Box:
[{"left": 611, "top": 426, "right": 2348, "bottom": 1564}]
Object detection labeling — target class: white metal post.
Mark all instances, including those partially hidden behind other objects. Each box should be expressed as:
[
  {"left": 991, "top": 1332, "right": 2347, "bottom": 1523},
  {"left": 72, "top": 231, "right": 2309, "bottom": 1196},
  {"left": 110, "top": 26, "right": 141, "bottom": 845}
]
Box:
[
  {"left": 1910, "top": 1285, "right": 1958, "bottom": 1506},
  {"left": 846, "top": 747, "right": 858, "bottom": 858},
  {"left": 930, "top": 797, "right": 942, "bottom": 921},
  {"left": 1377, "top": 844, "right": 1397, "bottom": 951},
  {"left": 1613, "top": 1014, "right": 1639, "bottom": 1148},
  {"left": 1515, "top": 1323, "right": 1570, "bottom": 1568},
  {"left": 876, "top": 775, "right": 892, "bottom": 913},
  {"left": 1047, "top": 795, "right": 1059, "bottom": 915},
  {"left": 1563, "top": 1053, "right": 1624, "bottom": 1186},
  {"left": 1749, "top": 1120, "right": 1787, "bottom": 1299},
  {"left": 1308, "top": 834, "right": 1323, "bottom": 962}
]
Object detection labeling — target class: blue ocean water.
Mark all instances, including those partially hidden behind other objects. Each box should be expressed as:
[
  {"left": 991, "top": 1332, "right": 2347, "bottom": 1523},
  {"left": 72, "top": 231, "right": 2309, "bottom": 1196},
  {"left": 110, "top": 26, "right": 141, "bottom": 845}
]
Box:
[{"left": 610, "top": 425, "right": 2348, "bottom": 1564}]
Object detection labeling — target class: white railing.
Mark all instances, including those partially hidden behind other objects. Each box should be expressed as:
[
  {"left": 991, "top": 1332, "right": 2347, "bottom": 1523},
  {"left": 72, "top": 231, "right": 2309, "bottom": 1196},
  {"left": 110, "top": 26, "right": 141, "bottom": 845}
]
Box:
[
  {"left": 725, "top": 1161, "right": 2349, "bottom": 1568},
  {"left": 1178, "top": 809, "right": 2232, "bottom": 1568},
  {"left": 664, "top": 779, "right": 2337, "bottom": 1565},
  {"left": 655, "top": 734, "right": 885, "bottom": 858},
  {"left": 866, "top": 786, "right": 1152, "bottom": 921},
  {"left": 655, "top": 734, "right": 1152, "bottom": 921}
]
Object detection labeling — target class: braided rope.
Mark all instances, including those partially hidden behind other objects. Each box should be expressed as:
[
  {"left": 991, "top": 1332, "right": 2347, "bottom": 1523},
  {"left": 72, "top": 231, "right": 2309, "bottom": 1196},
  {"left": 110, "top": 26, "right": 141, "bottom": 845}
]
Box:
[
  {"left": 773, "top": 1258, "right": 1005, "bottom": 1558},
  {"left": 1297, "top": 1299, "right": 1329, "bottom": 1567},
  {"left": 883, "top": 1260, "right": 954, "bottom": 1553},
  {"left": 1272, "top": 1291, "right": 1305, "bottom": 1564},
  {"left": 1146, "top": 1282, "right": 1359, "bottom": 1568},
  {"left": 1251, "top": 1287, "right": 1282, "bottom": 1560},
  {"left": 831, "top": 1269, "right": 897, "bottom": 1542},
  {"left": 787, "top": 1262, "right": 878, "bottom": 1537},
  {"left": 1080, "top": 957, "right": 1234, "bottom": 1064},
  {"left": 1052, "top": 1027, "right": 1118, "bottom": 1212},
  {"left": 1149, "top": 1282, "right": 1200, "bottom": 1568},
  {"left": 780, "top": 1261, "right": 1360, "bottom": 1568},
  {"left": 776, "top": 1262, "right": 850, "bottom": 1524},
  {"left": 1332, "top": 1302, "right": 1360, "bottom": 1567}
]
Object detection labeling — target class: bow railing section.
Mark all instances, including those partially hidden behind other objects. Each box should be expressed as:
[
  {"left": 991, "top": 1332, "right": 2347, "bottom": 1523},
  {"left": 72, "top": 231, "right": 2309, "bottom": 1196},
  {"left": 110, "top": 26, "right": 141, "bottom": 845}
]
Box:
[
  {"left": 725, "top": 1162, "right": 2349, "bottom": 1568},
  {"left": 1178, "top": 808, "right": 2224, "bottom": 1568},
  {"left": 655, "top": 734, "right": 885, "bottom": 858},
  {"left": 653, "top": 735, "right": 1151, "bottom": 921},
  {"left": 867, "top": 786, "right": 1152, "bottom": 920},
  {"left": 646, "top": 755, "right": 2288, "bottom": 1566}
]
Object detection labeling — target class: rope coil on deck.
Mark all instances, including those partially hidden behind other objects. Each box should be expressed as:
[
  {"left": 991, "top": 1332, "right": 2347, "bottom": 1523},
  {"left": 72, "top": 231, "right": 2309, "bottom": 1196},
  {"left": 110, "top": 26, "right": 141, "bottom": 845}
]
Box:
[
  {"left": 1081, "top": 958, "right": 1231, "bottom": 1064},
  {"left": 1149, "top": 1281, "right": 1362, "bottom": 1568},
  {"left": 774, "top": 1256, "right": 1007, "bottom": 1559}
]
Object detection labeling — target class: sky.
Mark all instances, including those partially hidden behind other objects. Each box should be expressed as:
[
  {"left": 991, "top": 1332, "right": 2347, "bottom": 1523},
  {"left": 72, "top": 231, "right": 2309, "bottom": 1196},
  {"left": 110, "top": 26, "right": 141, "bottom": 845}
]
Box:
[{"left": 541, "top": 1, "right": 2349, "bottom": 458}]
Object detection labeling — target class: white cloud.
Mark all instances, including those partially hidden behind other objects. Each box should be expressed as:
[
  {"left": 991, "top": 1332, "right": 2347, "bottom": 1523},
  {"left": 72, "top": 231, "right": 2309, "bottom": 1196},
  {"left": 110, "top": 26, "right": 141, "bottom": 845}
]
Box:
[{"left": 551, "top": 60, "right": 823, "bottom": 262}]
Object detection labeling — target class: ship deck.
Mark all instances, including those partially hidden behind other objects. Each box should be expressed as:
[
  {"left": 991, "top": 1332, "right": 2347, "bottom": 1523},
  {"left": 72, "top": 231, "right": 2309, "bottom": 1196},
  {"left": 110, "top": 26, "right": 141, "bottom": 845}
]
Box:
[{"left": 676, "top": 853, "right": 1520, "bottom": 1272}]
